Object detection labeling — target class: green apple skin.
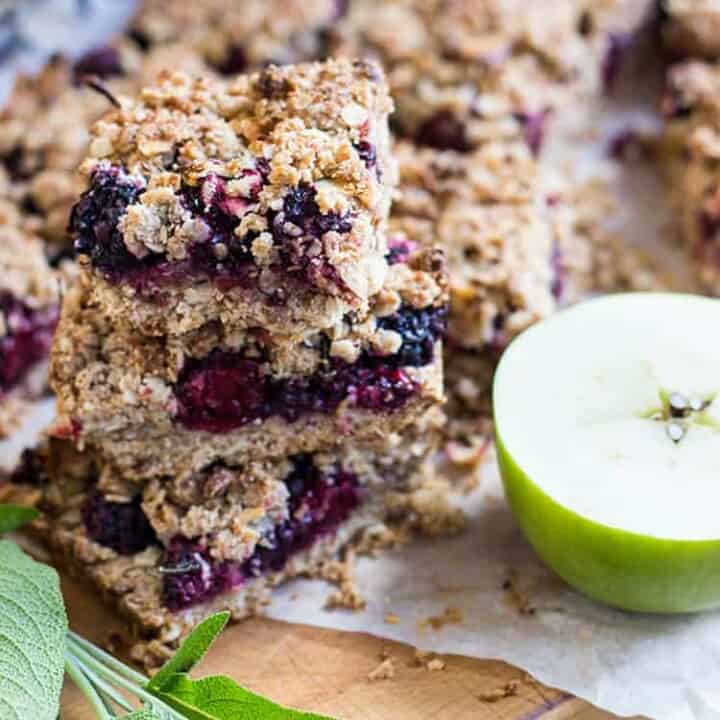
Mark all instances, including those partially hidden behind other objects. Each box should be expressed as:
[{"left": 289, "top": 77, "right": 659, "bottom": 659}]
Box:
[{"left": 496, "top": 429, "right": 720, "bottom": 613}]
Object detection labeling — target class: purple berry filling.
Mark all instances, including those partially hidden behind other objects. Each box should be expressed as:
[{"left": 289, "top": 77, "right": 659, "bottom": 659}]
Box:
[
  {"left": 173, "top": 303, "right": 444, "bottom": 433},
  {"left": 73, "top": 46, "right": 124, "bottom": 83},
  {"left": 175, "top": 354, "right": 418, "bottom": 433},
  {"left": 602, "top": 32, "right": 632, "bottom": 95},
  {"left": 161, "top": 458, "right": 362, "bottom": 611},
  {"left": 414, "top": 111, "right": 470, "bottom": 152},
  {"left": 272, "top": 184, "right": 353, "bottom": 291},
  {"left": 71, "top": 168, "right": 357, "bottom": 298},
  {"left": 0, "top": 292, "right": 58, "bottom": 396},
  {"left": 515, "top": 110, "right": 551, "bottom": 157},
  {"left": 82, "top": 491, "right": 157, "bottom": 555}
]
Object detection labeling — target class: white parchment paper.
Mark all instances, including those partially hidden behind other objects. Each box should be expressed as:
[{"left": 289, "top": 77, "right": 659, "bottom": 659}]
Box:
[{"left": 1, "top": 14, "right": 718, "bottom": 720}]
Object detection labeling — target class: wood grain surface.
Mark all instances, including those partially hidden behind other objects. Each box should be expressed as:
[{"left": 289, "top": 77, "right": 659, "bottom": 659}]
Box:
[{"left": 59, "top": 574, "right": 626, "bottom": 720}]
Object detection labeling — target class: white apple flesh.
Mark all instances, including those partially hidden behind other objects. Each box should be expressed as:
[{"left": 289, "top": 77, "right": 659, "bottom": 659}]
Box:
[{"left": 494, "top": 293, "right": 720, "bottom": 612}]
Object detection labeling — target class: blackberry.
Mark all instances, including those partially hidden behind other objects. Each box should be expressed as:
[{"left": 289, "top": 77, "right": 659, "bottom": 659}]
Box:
[
  {"left": 375, "top": 305, "right": 448, "bottom": 367},
  {"left": 270, "top": 185, "right": 353, "bottom": 289},
  {"left": 414, "top": 111, "right": 469, "bottom": 152},
  {"left": 81, "top": 491, "right": 157, "bottom": 555},
  {"left": 160, "top": 538, "right": 243, "bottom": 611},
  {"left": 70, "top": 166, "right": 144, "bottom": 274},
  {"left": 175, "top": 354, "right": 269, "bottom": 432}
]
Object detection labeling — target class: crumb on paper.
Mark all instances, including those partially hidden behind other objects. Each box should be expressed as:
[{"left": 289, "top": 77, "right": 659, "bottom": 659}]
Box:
[
  {"left": 477, "top": 680, "right": 520, "bottom": 703},
  {"left": 386, "top": 478, "right": 467, "bottom": 537},
  {"left": 502, "top": 574, "right": 536, "bottom": 616},
  {"left": 384, "top": 613, "right": 400, "bottom": 625},
  {"left": 321, "top": 549, "right": 367, "bottom": 611},
  {"left": 368, "top": 656, "right": 396, "bottom": 681},
  {"left": 353, "top": 523, "right": 409, "bottom": 556},
  {"left": 412, "top": 648, "right": 446, "bottom": 671},
  {"left": 419, "top": 605, "right": 464, "bottom": 630}
]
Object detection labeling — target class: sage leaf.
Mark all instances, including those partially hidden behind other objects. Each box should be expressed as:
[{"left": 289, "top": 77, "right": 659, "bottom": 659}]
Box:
[
  {"left": 0, "top": 504, "right": 39, "bottom": 534},
  {"left": 147, "top": 611, "right": 229, "bottom": 692},
  {"left": 0, "top": 540, "right": 67, "bottom": 720},
  {"left": 156, "top": 674, "right": 334, "bottom": 720}
]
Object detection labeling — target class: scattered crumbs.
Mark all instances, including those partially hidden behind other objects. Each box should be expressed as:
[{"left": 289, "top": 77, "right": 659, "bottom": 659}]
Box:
[
  {"left": 384, "top": 613, "right": 400, "bottom": 625},
  {"left": 477, "top": 680, "right": 520, "bottom": 703},
  {"left": 419, "top": 605, "right": 464, "bottom": 630},
  {"left": 502, "top": 573, "right": 536, "bottom": 616},
  {"left": 352, "top": 523, "right": 409, "bottom": 556},
  {"left": 412, "top": 649, "right": 447, "bottom": 671},
  {"left": 368, "top": 656, "right": 396, "bottom": 681},
  {"left": 321, "top": 549, "right": 367, "bottom": 611},
  {"left": 290, "top": 592, "right": 300, "bottom": 601}
]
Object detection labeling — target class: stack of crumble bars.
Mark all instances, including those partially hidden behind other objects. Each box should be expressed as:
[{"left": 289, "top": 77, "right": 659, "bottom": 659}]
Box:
[
  {"left": 42, "top": 59, "right": 453, "bottom": 667},
  {"left": 0, "top": 0, "right": 662, "bottom": 664}
]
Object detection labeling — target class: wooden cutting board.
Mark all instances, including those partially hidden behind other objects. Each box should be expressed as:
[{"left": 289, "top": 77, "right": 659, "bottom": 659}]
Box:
[{"left": 59, "top": 574, "right": 627, "bottom": 720}]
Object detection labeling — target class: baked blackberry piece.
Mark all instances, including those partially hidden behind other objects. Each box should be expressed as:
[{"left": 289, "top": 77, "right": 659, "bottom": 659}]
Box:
[
  {"left": 70, "top": 60, "right": 396, "bottom": 339},
  {"left": 0, "top": 224, "right": 58, "bottom": 435}
]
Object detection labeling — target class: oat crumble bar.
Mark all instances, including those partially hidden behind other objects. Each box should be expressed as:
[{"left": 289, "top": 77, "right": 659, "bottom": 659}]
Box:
[
  {"left": 329, "top": 0, "right": 653, "bottom": 155},
  {"left": 391, "top": 139, "right": 590, "bottom": 353},
  {"left": 660, "top": 60, "right": 720, "bottom": 292},
  {"left": 69, "top": 61, "right": 396, "bottom": 339},
  {"left": 38, "top": 409, "right": 447, "bottom": 669},
  {"left": 129, "top": 0, "right": 340, "bottom": 72},
  {"left": 50, "top": 244, "right": 446, "bottom": 480}
]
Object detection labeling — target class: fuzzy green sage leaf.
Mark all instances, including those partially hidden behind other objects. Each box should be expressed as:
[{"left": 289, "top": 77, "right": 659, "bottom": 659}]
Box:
[
  {"left": 155, "top": 674, "right": 334, "bottom": 720},
  {"left": 147, "top": 611, "right": 229, "bottom": 692},
  {"left": 0, "top": 504, "right": 39, "bottom": 534},
  {"left": 0, "top": 540, "right": 67, "bottom": 720}
]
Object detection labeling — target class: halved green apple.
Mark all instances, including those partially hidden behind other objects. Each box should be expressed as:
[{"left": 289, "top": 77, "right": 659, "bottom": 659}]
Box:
[{"left": 494, "top": 293, "right": 720, "bottom": 613}]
